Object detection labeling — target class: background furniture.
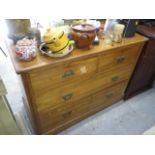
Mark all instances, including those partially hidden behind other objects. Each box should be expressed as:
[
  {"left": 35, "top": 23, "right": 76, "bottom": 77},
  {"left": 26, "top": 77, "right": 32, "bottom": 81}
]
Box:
[
  {"left": 124, "top": 25, "right": 155, "bottom": 99},
  {"left": 0, "top": 76, "right": 21, "bottom": 134},
  {"left": 6, "top": 34, "right": 145, "bottom": 134}
]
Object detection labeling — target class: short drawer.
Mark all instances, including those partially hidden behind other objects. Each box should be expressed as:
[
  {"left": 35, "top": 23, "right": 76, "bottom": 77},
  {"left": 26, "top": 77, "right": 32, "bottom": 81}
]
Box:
[
  {"left": 29, "top": 57, "right": 98, "bottom": 90},
  {"left": 37, "top": 96, "right": 92, "bottom": 133},
  {"left": 34, "top": 65, "right": 133, "bottom": 111},
  {"left": 98, "top": 43, "right": 141, "bottom": 72},
  {"left": 91, "top": 80, "right": 128, "bottom": 109}
]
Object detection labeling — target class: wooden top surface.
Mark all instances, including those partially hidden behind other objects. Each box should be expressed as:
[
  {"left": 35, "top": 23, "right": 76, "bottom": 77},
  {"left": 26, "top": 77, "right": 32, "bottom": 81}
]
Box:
[{"left": 5, "top": 33, "right": 146, "bottom": 74}]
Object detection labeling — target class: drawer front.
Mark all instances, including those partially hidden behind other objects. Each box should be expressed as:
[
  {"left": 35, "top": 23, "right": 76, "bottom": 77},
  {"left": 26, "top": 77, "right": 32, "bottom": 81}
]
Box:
[
  {"left": 36, "top": 81, "right": 128, "bottom": 134},
  {"left": 37, "top": 96, "right": 92, "bottom": 133},
  {"left": 34, "top": 65, "right": 133, "bottom": 111},
  {"left": 29, "top": 57, "right": 98, "bottom": 90},
  {"left": 98, "top": 44, "right": 141, "bottom": 72},
  {"left": 91, "top": 81, "right": 128, "bottom": 109}
]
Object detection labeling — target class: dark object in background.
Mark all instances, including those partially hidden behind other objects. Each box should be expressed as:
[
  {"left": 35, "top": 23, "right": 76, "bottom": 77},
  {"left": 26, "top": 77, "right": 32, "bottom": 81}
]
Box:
[
  {"left": 11, "top": 33, "right": 26, "bottom": 44},
  {"left": 124, "top": 24, "right": 155, "bottom": 100},
  {"left": 138, "top": 19, "right": 155, "bottom": 27},
  {"left": 27, "top": 27, "right": 41, "bottom": 47},
  {"left": 5, "top": 19, "right": 31, "bottom": 44},
  {"left": 93, "top": 36, "right": 99, "bottom": 45},
  {"left": 119, "top": 19, "right": 139, "bottom": 37}
]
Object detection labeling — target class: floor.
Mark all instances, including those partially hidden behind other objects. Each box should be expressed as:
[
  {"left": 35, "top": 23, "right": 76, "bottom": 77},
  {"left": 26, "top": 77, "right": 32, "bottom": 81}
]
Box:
[
  {"left": 59, "top": 87, "right": 155, "bottom": 134},
  {"left": 0, "top": 24, "right": 155, "bottom": 135}
]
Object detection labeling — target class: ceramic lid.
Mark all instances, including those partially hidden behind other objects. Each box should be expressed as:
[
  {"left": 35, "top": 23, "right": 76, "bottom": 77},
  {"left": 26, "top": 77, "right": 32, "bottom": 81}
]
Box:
[
  {"left": 43, "top": 27, "right": 63, "bottom": 43},
  {"left": 16, "top": 38, "right": 33, "bottom": 46},
  {"left": 72, "top": 23, "right": 96, "bottom": 32}
]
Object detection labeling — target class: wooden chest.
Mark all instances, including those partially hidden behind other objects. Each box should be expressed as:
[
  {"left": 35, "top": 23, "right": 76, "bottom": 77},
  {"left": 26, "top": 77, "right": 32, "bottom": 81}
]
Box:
[{"left": 6, "top": 34, "right": 145, "bottom": 134}]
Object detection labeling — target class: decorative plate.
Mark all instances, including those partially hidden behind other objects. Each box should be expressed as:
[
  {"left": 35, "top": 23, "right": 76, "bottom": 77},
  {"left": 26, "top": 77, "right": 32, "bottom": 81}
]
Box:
[{"left": 40, "top": 44, "right": 74, "bottom": 58}]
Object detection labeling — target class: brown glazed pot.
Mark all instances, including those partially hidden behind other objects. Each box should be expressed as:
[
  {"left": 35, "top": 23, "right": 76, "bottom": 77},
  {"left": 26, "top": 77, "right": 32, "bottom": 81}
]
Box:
[{"left": 71, "top": 23, "right": 96, "bottom": 48}]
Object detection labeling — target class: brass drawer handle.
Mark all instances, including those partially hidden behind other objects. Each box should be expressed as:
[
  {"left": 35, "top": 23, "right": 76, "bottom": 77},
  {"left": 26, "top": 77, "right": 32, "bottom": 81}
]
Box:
[
  {"left": 106, "top": 93, "right": 114, "bottom": 99},
  {"left": 111, "top": 76, "right": 119, "bottom": 82},
  {"left": 116, "top": 56, "right": 125, "bottom": 63},
  {"left": 63, "top": 111, "right": 72, "bottom": 119},
  {"left": 62, "top": 70, "right": 75, "bottom": 78},
  {"left": 62, "top": 93, "right": 73, "bottom": 101}
]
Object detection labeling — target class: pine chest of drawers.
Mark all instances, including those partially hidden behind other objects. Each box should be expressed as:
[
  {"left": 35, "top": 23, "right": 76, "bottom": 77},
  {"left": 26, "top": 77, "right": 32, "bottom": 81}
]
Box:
[{"left": 7, "top": 34, "right": 146, "bottom": 134}]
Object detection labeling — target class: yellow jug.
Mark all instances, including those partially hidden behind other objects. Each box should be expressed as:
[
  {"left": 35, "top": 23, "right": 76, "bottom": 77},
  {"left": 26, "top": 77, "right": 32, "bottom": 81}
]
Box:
[{"left": 40, "top": 27, "right": 69, "bottom": 53}]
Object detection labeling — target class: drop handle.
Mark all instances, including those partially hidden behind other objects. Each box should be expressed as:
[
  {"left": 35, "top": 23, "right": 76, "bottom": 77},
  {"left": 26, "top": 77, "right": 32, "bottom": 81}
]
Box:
[
  {"left": 63, "top": 111, "right": 72, "bottom": 119},
  {"left": 111, "top": 76, "right": 119, "bottom": 82},
  {"left": 106, "top": 93, "right": 114, "bottom": 99},
  {"left": 116, "top": 56, "right": 125, "bottom": 63},
  {"left": 62, "top": 93, "right": 73, "bottom": 101},
  {"left": 62, "top": 70, "right": 75, "bottom": 78}
]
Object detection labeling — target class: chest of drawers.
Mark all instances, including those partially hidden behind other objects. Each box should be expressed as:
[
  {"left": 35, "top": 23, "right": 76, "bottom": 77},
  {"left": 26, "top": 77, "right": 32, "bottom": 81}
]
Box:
[{"left": 7, "top": 34, "right": 145, "bottom": 134}]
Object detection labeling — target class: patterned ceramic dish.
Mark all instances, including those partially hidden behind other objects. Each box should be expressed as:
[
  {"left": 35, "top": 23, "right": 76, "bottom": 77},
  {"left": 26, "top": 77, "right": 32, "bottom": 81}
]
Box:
[{"left": 40, "top": 43, "right": 74, "bottom": 58}]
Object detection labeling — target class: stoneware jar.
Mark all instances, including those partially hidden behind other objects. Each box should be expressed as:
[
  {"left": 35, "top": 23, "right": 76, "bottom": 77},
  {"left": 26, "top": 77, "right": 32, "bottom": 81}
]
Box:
[
  {"left": 71, "top": 23, "right": 96, "bottom": 48},
  {"left": 15, "top": 38, "right": 37, "bottom": 61}
]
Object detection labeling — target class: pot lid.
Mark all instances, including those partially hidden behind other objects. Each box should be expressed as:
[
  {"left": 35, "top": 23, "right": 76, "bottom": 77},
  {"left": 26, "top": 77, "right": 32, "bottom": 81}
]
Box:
[
  {"left": 16, "top": 37, "right": 33, "bottom": 46},
  {"left": 43, "top": 27, "right": 63, "bottom": 43},
  {"left": 72, "top": 23, "right": 96, "bottom": 32}
]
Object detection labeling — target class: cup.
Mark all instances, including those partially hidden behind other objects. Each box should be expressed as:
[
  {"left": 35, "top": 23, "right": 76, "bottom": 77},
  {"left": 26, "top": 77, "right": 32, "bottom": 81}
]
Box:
[
  {"left": 104, "top": 31, "right": 114, "bottom": 45},
  {"left": 113, "top": 24, "right": 125, "bottom": 43}
]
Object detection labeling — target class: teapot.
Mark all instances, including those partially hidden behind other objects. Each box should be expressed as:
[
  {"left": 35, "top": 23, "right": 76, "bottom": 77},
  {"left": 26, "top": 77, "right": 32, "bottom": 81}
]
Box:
[{"left": 40, "top": 27, "right": 69, "bottom": 53}]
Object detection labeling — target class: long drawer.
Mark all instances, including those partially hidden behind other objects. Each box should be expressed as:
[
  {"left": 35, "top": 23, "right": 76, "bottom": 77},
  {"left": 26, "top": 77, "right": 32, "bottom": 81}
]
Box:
[
  {"left": 29, "top": 57, "right": 98, "bottom": 90},
  {"left": 37, "top": 96, "right": 93, "bottom": 133},
  {"left": 36, "top": 81, "right": 127, "bottom": 134},
  {"left": 98, "top": 43, "right": 141, "bottom": 72},
  {"left": 91, "top": 80, "right": 128, "bottom": 109},
  {"left": 33, "top": 65, "right": 133, "bottom": 111}
]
